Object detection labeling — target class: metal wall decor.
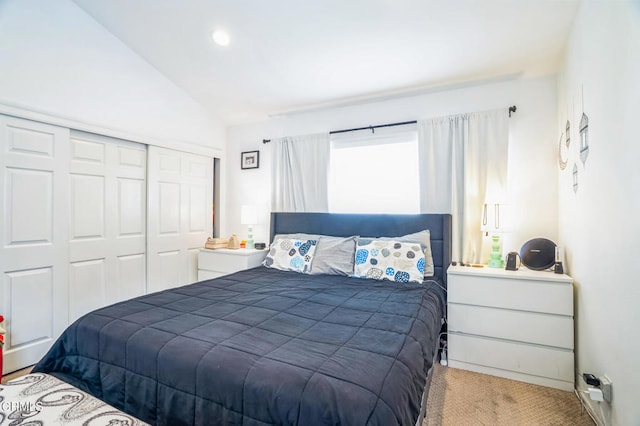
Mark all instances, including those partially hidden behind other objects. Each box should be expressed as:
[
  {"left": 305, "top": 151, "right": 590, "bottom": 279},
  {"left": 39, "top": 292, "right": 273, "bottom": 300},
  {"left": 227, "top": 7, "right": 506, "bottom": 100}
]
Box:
[
  {"left": 579, "top": 112, "right": 589, "bottom": 165},
  {"left": 558, "top": 119, "right": 570, "bottom": 170},
  {"left": 558, "top": 134, "right": 568, "bottom": 170},
  {"left": 572, "top": 163, "right": 579, "bottom": 193},
  {"left": 579, "top": 86, "right": 589, "bottom": 165}
]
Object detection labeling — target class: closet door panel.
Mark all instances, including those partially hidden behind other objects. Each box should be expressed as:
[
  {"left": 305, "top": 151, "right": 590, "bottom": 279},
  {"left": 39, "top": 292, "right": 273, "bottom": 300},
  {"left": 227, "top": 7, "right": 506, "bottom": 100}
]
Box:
[
  {"left": 158, "top": 182, "right": 181, "bottom": 235},
  {"left": 6, "top": 168, "right": 53, "bottom": 245},
  {"left": 112, "top": 144, "right": 147, "bottom": 272},
  {"left": 118, "top": 177, "right": 145, "bottom": 237},
  {"left": 148, "top": 147, "right": 212, "bottom": 293},
  {"left": 117, "top": 145, "right": 145, "bottom": 171},
  {"left": 6, "top": 126, "right": 54, "bottom": 156},
  {"left": 116, "top": 253, "right": 146, "bottom": 301},
  {"left": 70, "top": 174, "right": 105, "bottom": 240},
  {"left": 68, "top": 132, "right": 146, "bottom": 321},
  {"left": 5, "top": 268, "right": 53, "bottom": 348},
  {"left": 188, "top": 184, "right": 208, "bottom": 233},
  {"left": 69, "top": 259, "right": 106, "bottom": 322},
  {"left": 157, "top": 250, "right": 182, "bottom": 290},
  {"left": 0, "top": 115, "right": 69, "bottom": 374}
]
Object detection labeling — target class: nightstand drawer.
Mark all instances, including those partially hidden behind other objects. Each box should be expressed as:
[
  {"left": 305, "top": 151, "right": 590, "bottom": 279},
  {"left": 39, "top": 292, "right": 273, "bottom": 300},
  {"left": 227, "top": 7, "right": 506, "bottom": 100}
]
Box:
[
  {"left": 197, "top": 270, "right": 225, "bottom": 281},
  {"left": 448, "top": 333, "right": 574, "bottom": 382},
  {"left": 198, "top": 249, "right": 266, "bottom": 273},
  {"left": 197, "top": 249, "right": 267, "bottom": 281},
  {"left": 448, "top": 304, "right": 574, "bottom": 349},
  {"left": 198, "top": 251, "right": 248, "bottom": 272},
  {"left": 448, "top": 274, "right": 573, "bottom": 316}
]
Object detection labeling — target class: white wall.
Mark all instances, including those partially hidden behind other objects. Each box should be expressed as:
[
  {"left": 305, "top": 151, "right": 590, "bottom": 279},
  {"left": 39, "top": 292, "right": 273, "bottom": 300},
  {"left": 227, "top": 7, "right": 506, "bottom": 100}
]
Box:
[
  {"left": 558, "top": 2, "right": 640, "bottom": 425},
  {"left": 0, "top": 0, "right": 225, "bottom": 153},
  {"left": 224, "top": 76, "right": 560, "bottom": 255}
]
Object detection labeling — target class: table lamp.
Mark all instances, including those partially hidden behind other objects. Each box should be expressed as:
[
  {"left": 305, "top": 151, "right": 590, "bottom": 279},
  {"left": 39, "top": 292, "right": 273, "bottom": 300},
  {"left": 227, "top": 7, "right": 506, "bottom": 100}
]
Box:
[
  {"left": 481, "top": 203, "right": 508, "bottom": 268},
  {"left": 240, "top": 205, "right": 257, "bottom": 250}
]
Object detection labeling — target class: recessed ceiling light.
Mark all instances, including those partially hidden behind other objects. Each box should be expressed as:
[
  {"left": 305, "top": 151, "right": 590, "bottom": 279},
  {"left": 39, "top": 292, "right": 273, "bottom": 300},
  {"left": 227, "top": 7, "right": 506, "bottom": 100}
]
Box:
[{"left": 211, "top": 30, "right": 230, "bottom": 46}]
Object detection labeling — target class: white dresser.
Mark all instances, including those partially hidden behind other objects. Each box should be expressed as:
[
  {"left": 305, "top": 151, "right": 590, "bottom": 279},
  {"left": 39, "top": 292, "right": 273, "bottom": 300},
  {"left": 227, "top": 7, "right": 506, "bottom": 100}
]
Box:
[
  {"left": 197, "top": 248, "right": 268, "bottom": 280},
  {"left": 447, "top": 265, "right": 574, "bottom": 391}
]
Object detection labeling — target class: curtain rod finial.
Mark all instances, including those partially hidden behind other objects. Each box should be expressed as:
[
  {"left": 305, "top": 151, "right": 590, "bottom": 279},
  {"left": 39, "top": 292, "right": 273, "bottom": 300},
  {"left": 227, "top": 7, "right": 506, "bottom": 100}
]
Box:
[
  {"left": 263, "top": 139, "right": 271, "bottom": 144},
  {"left": 508, "top": 105, "right": 517, "bottom": 117}
]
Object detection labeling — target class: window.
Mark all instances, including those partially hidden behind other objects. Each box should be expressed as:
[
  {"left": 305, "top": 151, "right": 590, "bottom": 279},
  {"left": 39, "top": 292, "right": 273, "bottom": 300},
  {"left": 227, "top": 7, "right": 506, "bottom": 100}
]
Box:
[{"left": 328, "top": 126, "right": 419, "bottom": 214}]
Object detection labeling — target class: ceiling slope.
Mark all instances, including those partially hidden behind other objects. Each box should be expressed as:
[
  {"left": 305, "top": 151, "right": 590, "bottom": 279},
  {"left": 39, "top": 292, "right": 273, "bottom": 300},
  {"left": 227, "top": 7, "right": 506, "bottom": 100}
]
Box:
[{"left": 73, "top": 0, "right": 579, "bottom": 124}]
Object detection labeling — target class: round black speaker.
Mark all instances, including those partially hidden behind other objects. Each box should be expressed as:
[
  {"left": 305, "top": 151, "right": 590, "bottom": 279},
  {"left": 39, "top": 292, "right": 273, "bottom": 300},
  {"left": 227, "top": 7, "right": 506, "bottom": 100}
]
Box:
[{"left": 520, "top": 238, "right": 556, "bottom": 271}]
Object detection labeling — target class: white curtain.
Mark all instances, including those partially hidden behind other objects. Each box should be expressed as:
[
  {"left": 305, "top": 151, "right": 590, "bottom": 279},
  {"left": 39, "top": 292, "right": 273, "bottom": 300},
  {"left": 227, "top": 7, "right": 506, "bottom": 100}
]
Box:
[
  {"left": 417, "top": 109, "right": 509, "bottom": 264},
  {"left": 271, "top": 132, "right": 331, "bottom": 212}
]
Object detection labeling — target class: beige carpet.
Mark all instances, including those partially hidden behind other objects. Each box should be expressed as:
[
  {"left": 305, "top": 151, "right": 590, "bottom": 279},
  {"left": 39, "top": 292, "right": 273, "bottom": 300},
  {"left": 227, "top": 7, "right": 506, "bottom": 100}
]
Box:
[
  {"left": 425, "top": 364, "right": 595, "bottom": 425},
  {"left": 1, "top": 366, "right": 34, "bottom": 384}
]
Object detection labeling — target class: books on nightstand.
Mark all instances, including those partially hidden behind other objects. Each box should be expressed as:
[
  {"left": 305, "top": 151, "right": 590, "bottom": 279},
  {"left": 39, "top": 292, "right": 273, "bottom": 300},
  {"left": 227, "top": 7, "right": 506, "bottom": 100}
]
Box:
[{"left": 205, "top": 237, "right": 228, "bottom": 249}]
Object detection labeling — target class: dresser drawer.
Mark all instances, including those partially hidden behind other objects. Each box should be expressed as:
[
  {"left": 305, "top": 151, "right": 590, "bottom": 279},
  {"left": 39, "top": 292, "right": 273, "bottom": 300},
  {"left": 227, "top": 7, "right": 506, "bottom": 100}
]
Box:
[
  {"left": 448, "top": 333, "right": 574, "bottom": 382},
  {"left": 448, "top": 303, "right": 574, "bottom": 349},
  {"left": 448, "top": 274, "right": 573, "bottom": 316}
]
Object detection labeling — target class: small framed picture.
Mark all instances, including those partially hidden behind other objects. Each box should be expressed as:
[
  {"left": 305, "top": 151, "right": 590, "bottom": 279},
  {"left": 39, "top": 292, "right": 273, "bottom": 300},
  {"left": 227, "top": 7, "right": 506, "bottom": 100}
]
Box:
[{"left": 241, "top": 151, "right": 259, "bottom": 169}]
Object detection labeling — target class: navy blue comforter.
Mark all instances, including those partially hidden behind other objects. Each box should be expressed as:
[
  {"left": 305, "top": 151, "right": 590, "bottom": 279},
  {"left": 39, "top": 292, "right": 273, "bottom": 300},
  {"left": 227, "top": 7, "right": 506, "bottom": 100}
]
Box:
[{"left": 34, "top": 267, "right": 445, "bottom": 425}]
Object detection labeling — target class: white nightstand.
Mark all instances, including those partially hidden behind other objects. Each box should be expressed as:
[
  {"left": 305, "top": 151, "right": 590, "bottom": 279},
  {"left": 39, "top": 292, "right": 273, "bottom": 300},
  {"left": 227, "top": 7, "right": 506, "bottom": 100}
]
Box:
[
  {"left": 197, "top": 248, "right": 268, "bottom": 280},
  {"left": 447, "top": 265, "right": 574, "bottom": 391}
]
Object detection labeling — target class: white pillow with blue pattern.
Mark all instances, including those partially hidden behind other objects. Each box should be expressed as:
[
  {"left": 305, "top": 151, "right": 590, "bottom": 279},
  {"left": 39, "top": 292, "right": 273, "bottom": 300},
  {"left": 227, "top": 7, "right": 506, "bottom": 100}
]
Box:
[
  {"left": 353, "top": 239, "right": 424, "bottom": 283},
  {"left": 273, "top": 233, "right": 357, "bottom": 276},
  {"left": 263, "top": 238, "right": 317, "bottom": 274}
]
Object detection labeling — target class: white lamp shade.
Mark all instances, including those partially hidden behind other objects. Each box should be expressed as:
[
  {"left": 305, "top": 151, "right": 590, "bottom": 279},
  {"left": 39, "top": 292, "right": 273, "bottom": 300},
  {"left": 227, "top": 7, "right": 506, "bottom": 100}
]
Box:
[
  {"left": 481, "top": 203, "right": 510, "bottom": 233},
  {"left": 240, "top": 205, "right": 258, "bottom": 225}
]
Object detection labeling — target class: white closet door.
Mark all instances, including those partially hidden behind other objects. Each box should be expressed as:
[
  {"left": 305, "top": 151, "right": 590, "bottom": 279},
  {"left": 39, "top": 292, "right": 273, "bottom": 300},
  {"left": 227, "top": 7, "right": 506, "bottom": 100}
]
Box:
[
  {"left": 0, "top": 115, "right": 69, "bottom": 374},
  {"left": 147, "top": 147, "right": 212, "bottom": 293},
  {"left": 68, "top": 132, "right": 147, "bottom": 322}
]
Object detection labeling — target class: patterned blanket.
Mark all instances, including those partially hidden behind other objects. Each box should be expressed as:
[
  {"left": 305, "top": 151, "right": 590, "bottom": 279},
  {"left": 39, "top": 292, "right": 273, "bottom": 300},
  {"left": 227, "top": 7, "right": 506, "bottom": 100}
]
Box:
[{"left": 0, "top": 373, "right": 148, "bottom": 425}]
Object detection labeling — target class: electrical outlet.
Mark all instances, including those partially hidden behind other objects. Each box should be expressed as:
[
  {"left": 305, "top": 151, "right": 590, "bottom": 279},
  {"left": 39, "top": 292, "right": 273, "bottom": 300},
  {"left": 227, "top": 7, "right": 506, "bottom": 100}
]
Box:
[
  {"left": 588, "top": 387, "right": 604, "bottom": 402},
  {"left": 600, "top": 375, "right": 612, "bottom": 403}
]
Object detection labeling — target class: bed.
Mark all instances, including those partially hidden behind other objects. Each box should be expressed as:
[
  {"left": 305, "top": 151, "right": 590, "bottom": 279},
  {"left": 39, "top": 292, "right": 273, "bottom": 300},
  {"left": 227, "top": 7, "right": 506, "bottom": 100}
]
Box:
[{"left": 33, "top": 213, "right": 451, "bottom": 425}]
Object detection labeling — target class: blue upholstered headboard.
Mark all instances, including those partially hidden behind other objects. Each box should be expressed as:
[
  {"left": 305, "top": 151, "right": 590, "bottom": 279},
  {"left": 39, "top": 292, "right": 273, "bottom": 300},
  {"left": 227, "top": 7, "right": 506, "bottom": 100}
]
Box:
[{"left": 270, "top": 213, "right": 452, "bottom": 283}]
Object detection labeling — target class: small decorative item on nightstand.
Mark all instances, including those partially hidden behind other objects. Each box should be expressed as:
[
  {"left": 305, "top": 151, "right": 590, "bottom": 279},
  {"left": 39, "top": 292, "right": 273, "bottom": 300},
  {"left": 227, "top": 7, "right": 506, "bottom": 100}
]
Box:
[
  {"left": 520, "top": 238, "right": 556, "bottom": 271},
  {"left": 554, "top": 246, "right": 565, "bottom": 274},
  {"left": 240, "top": 205, "right": 258, "bottom": 250},
  {"left": 481, "top": 202, "right": 509, "bottom": 268},
  {"left": 205, "top": 237, "right": 228, "bottom": 249},
  {"left": 505, "top": 252, "right": 520, "bottom": 271},
  {"left": 228, "top": 234, "right": 240, "bottom": 249}
]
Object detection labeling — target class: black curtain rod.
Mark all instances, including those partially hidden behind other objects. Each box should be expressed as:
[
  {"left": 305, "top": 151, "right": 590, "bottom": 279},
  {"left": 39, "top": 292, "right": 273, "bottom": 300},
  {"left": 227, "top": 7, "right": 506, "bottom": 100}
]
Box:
[
  {"left": 262, "top": 121, "right": 414, "bottom": 143},
  {"left": 262, "top": 105, "right": 516, "bottom": 142},
  {"left": 329, "top": 120, "right": 416, "bottom": 135}
]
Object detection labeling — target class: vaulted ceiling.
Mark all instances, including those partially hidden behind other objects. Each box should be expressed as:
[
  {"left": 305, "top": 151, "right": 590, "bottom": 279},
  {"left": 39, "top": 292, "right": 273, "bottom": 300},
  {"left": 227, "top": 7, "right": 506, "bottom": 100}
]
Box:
[{"left": 73, "top": 0, "right": 579, "bottom": 125}]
